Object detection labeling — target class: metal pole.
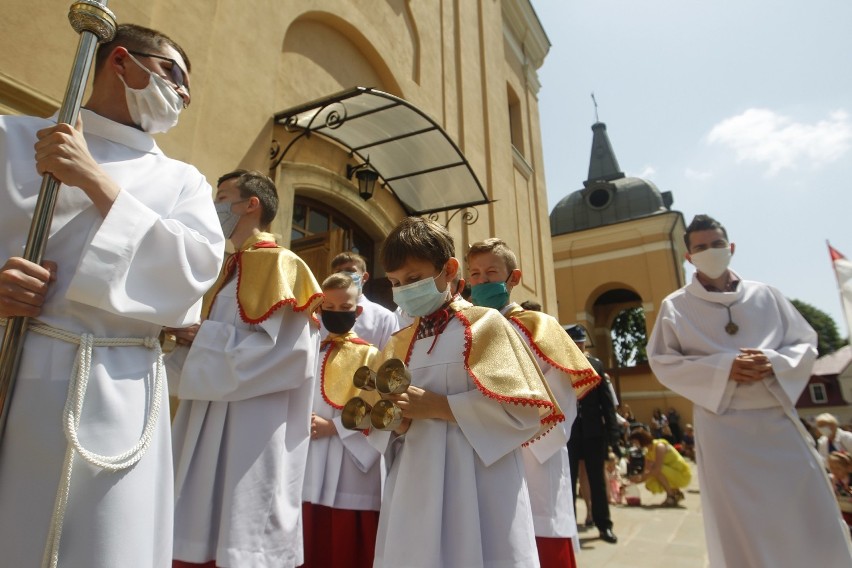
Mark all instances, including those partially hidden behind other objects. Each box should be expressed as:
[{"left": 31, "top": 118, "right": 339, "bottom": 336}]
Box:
[{"left": 0, "top": 1, "right": 116, "bottom": 445}]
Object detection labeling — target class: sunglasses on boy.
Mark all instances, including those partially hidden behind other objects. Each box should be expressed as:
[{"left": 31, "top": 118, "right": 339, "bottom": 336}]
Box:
[{"left": 127, "top": 50, "right": 190, "bottom": 98}]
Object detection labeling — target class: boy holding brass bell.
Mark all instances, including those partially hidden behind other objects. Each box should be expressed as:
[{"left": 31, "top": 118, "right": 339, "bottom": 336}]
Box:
[
  {"left": 371, "top": 217, "right": 560, "bottom": 568},
  {"left": 302, "top": 273, "right": 384, "bottom": 568}
]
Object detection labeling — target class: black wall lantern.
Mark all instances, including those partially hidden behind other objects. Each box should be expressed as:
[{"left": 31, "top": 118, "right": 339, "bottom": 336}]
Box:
[{"left": 346, "top": 158, "right": 379, "bottom": 201}]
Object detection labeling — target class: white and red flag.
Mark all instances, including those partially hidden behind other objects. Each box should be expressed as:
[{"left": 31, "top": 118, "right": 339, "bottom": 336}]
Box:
[{"left": 828, "top": 243, "right": 852, "bottom": 338}]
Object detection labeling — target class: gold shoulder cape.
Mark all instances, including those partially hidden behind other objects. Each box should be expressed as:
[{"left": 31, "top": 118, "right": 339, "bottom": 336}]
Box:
[
  {"left": 504, "top": 304, "right": 601, "bottom": 400},
  {"left": 202, "top": 232, "right": 323, "bottom": 323},
  {"left": 382, "top": 299, "right": 563, "bottom": 435},
  {"left": 320, "top": 332, "right": 380, "bottom": 409}
]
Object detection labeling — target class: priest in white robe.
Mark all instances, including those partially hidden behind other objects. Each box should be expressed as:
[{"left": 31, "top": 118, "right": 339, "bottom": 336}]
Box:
[
  {"left": 0, "top": 25, "right": 224, "bottom": 568},
  {"left": 647, "top": 214, "right": 852, "bottom": 567},
  {"left": 170, "top": 170, "right": 322, "bottom": 568}
]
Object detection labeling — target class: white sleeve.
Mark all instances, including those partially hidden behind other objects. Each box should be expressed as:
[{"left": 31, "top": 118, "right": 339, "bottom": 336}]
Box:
[
  {"left": 759, "top": 287, "right": 818, "bottom": 406},
  {"left": 448, "top": 390, "right": 541, "bottom": 467},
  {"left": 333, "top": 416, "right": 383, "bottom": 473},
  {"left": 66, "top": 176, "right": 225, "bottom": 327},
  {"left": 178, "top": 307, "right": 319, "bottom": 402},
  {"left": 647, "top": 300, "right": 738, "bottom": 414},
  {"left": 379, "top": 310, "right": 401, "bottom": 351}
]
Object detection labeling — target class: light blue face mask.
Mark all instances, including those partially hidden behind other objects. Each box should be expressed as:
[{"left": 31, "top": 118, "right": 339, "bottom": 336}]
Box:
[
  {"left": 391, "top": 270, "right": 450, "bottom": 317},
  {"left": 349, "top": 272, "right": 363, "bottom": 290}
]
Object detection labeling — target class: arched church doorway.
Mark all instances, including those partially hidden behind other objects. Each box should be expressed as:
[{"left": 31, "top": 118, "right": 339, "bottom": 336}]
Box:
[{"left": 290, "top": 196, "right": 393, "bottom": 308}]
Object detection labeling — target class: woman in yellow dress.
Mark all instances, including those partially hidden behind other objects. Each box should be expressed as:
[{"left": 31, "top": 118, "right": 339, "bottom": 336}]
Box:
[{"left": 628, "top": 428, "right": 692, "bottom": 506}]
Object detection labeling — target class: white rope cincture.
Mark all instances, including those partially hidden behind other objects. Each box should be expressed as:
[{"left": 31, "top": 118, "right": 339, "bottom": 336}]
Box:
[{"left": 0, "top": 319, "right": 164, "bottom": 568}]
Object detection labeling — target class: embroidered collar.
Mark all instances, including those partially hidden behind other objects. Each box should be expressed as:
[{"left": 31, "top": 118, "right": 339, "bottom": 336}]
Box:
[{"left": 415, "top": 295, "right": 460, "bottom": 341}]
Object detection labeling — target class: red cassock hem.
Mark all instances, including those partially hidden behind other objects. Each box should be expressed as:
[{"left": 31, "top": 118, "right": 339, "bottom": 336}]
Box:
[
  {"left": 302, "top": 502, "right": 380, "bottom": 568},
  {"left": 535, "top": 536, "right": 577, "bottom": 568},
  {"left": 172, "top": 561, "right": 216, "bottom": 568}
]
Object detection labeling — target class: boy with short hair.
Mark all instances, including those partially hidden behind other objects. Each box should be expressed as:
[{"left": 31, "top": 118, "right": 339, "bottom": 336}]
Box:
[
  {"left": 467, "top": 237, "right": 600, "bottom": 567},
  {"left": 170, "top": 170, "right": 322, "bottom": 568},
  {"left": 329, "top": 251, "right": 399, "bottom": 349},
  {"left": 373, "top": 217, "right": 559, "bottom": 568},
  {"left": 302, "top": 272, "right": 383, "bottom": 568}
]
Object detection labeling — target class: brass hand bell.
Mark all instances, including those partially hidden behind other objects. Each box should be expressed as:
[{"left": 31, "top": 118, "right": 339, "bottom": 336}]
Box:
[
  {"left": 353, "top": 366, "right": 377, "bottom": 391},
  {"left": 341, "top": 397, "right": 372, "bottom": 430},
  {"left": 343, "top": 358, "right": 412, "bottom": 431},
  {"left": 375, "top": 358, "right": 411, "bottom": 395},
  {"left": 370, "top": 399, "right": 404, "bottom": 431}
]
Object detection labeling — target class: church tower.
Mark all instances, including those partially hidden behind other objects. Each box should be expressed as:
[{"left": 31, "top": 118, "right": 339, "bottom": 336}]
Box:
[{"left": 550, "top": 122, "right": 689, "bottom": 421}]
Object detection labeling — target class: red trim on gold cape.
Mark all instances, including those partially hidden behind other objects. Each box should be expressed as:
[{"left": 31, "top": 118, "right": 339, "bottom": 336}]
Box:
[
  {"left": 203, "top": 232, "right": 323, "bottom": 325},
  {"left": 320, "top": 333, "right": 380, "bottom": 409},
  {"left": 504, "top": 305, "right": 601, "bottom": 400},
  {"left": 383, "top": 300, "right": 562, "bottom": 434}
]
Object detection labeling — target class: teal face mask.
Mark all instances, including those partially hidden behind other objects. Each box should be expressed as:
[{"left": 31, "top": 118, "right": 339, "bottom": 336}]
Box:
[{"left": 470, "top": 279, "right": 510, "bottom": 310}]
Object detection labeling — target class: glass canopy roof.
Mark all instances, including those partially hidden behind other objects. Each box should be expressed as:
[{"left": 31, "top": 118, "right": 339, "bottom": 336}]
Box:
[{"left": 273, "top": 87, "right": 489, "bottom": 216}]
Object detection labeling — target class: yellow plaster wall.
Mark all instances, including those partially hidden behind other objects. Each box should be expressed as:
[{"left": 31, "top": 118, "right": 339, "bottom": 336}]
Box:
[
  {"left": 1, "top": 0, "right": 555, "bottom": 299},
  {"left": 551, "top": 211, "right": 690, "bottom": 422}
]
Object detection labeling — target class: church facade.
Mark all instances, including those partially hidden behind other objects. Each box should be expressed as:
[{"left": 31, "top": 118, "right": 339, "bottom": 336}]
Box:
[
  {"left": 3, "top": 0, "right": 695, "bottom": 425},
  {"left": 0, "top": 0, "right": 556, "bottom": 309}
]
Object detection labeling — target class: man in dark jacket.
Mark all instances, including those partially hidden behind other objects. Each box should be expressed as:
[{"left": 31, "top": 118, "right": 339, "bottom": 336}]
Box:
[{"left": 565, "top": 324, "right": 620, "bottom": 544}]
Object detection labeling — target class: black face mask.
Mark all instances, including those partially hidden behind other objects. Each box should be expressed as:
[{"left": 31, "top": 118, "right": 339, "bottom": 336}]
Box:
[{"left": 321, "top": 310, "right": 357, "bottom": 334}]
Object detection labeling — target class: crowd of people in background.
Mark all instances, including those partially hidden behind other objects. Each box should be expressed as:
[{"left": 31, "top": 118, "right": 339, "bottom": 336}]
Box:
[
  {"left": 813, "top": 413, "right": 852, "bottom": 534},
  {"left": 587, "top": 402, "right": 852, "bottom": 539}
]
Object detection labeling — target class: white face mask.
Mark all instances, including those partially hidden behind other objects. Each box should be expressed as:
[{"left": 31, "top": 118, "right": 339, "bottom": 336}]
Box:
[
  {"left": 120, "top": 53, "right": 184, "bottom": 133},
  {"left": 690, "top": 246, "right": 732, "bottom": 279},
  {"left": 818, "top": 426, "right": 833, "bottom": 437},
  {"left": 215, "top": 199, "right": 247, "bottom": 238}
]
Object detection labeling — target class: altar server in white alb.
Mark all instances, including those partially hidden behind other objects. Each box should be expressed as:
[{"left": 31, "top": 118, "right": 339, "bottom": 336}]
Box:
[
  {"left": 302, "top": 272, "right": 383, "bottom": 568},
  {"left": 326, "top": 252, "right": 399, "bottom": 350},
  {"left": 373, "top": 217, "right": 560, "bottom": 568},
  {"left": 466, "top": 238, "right": 601, "bottom": 568},
  {"left": 0, "top": 24, "right": 224, "bottom": 568},
  {"left": 647, "top": 214, "right": 852, "bottom": 567},
  {"left": 169, "top": 170, "right": 322, "bottom": 568}
]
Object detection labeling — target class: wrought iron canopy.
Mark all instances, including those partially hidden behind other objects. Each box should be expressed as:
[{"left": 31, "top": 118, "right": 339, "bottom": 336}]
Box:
[{"left": 273, "top": 87, "right": 490, "bottom": 216}]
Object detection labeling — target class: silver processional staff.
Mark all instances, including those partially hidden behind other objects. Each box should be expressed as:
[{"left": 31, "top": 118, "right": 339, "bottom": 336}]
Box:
[{"left": 0, "top": 0, "right": 117, "bottom": 447}]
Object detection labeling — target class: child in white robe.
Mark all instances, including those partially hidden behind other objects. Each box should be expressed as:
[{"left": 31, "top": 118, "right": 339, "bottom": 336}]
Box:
[
  {"left": 170, "top": 171, "right": 322, "bottom": 568},
  {"left": 371, "top": 217, "right": 559, "bottom": 568},
  {"left": 466, "top": 237, "right": 602, "bottom": 567},
  {"left": 302, "top": 272, "right": 382, "bottom": 568}
]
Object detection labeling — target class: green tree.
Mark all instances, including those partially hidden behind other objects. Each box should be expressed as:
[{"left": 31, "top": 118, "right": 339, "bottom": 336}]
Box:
[
  {"left": 611, "top": 306, "right": 648, "bottom": 367},
  {"left": 789, "top": 299, "right": 847, "bottom": 357}
]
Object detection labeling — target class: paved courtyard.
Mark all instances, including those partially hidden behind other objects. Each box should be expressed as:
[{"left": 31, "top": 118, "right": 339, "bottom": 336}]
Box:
[{"left": 574, "top": 463, "right": 709, "bottom": 567}]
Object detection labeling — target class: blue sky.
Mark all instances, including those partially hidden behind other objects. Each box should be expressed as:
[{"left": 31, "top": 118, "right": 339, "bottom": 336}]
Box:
[{"left": 531, "top": 0, "right": 852, "bottom": 338}]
